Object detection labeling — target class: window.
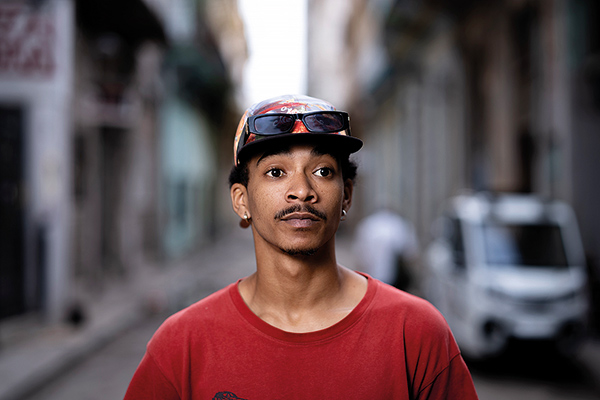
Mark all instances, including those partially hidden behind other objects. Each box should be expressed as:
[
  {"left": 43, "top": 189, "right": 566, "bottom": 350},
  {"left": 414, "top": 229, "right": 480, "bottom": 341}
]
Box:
[{"left": 482, "top": 222, "right": 568, "bottom": 267}]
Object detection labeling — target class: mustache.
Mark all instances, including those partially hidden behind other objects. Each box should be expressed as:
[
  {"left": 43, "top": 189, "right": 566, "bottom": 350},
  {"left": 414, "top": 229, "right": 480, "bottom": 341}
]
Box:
[{"left": 274, "top": 204, "right": 327, "bottom": 221}]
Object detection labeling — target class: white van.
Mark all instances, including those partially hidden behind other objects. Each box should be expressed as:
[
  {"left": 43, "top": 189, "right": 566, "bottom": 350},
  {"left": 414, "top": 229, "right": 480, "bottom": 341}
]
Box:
[{"left": 424, "top": 192, "right": 589, "bottom": 359}]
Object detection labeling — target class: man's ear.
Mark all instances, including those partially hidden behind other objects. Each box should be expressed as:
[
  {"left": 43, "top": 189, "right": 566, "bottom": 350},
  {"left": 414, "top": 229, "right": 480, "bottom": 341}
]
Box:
[
  {"left": 231, "top": 183, "right": 249, "bottom": 219},
  {"left": 342, "top": 178, "right": 353, "bottom": 211}
]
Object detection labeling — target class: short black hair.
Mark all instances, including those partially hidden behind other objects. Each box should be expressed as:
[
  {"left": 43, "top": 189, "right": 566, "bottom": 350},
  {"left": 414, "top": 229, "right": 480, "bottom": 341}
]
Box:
[{"left": 228, "top": 140, "right": 358, "bottom": 188}]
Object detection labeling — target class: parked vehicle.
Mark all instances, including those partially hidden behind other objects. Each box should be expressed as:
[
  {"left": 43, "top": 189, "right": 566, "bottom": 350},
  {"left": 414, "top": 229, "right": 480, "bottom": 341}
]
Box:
[{"left": 424, "top": 192, "right": 589, "bottom": 359}]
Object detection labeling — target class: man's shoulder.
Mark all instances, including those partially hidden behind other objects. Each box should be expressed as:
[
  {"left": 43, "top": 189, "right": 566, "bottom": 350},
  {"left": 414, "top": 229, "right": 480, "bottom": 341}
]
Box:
[
  {"left": 373, "top": 279, "right": 435, "bottom": 309},
  {"left": 371, "top": 279, "right": 450, "bottom": 331}
]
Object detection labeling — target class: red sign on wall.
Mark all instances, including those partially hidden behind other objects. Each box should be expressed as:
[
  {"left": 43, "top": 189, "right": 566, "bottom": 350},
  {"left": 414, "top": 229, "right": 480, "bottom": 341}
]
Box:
[{"left": 0, "top": 4, "right": 56, "bottom": 77}]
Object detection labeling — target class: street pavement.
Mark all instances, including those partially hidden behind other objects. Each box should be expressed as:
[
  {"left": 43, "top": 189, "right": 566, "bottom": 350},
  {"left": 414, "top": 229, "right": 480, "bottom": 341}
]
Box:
[{"left": 24, "top": 314, "right": 167, "bottom": 400}]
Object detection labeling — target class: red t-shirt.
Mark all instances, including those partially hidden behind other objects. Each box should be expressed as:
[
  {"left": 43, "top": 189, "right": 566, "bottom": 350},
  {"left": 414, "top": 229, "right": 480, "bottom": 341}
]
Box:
[{"left": 125, "top": 275, "right": 478, "bottom": 400}]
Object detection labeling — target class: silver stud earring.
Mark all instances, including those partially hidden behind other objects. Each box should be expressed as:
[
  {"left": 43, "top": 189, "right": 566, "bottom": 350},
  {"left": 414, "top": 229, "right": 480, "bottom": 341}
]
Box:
[
  {"left": 340, "top": 209, "right": 347, "bottom": 221},
  {"left": 239, "top": 212, "right": 251, "bottom": 228}
]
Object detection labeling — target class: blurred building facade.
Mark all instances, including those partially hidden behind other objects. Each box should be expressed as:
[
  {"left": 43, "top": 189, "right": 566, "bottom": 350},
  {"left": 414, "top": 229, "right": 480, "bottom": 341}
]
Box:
[
  {"left": 0, "top": 0, "right": 244, "bottom": 328},
  {"left": 71, "top": 0, "right": 167, "bottom": 319},
  {"left": 308, "top": 0, "right": 598, "bottom": 271},
  {"left": 1, "top": 0, "right": 75, "bottom": 323}
]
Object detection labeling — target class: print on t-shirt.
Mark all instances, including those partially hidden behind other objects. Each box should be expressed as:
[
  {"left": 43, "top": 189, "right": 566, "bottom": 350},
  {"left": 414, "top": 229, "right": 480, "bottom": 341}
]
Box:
[{"left": 213, "top": 391, "right": 246, "bottom": 400}]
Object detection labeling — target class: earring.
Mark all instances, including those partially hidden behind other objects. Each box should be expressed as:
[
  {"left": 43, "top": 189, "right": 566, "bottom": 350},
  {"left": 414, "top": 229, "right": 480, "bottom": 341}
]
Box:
[
  {"left": 239, "top": 212, "right": 251, "bottom": 228},
  {"left": 340, "top": 209, "right": 347, "bottom": 221}
]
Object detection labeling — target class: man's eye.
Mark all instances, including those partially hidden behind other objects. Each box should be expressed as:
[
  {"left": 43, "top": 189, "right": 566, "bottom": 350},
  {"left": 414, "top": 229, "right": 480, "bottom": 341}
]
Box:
[
  {"left": 315, "top": 167, "right": 333, "bottom": 177},
  {"left": 266, "top": 168, "right": 284, "bottom": 178}
]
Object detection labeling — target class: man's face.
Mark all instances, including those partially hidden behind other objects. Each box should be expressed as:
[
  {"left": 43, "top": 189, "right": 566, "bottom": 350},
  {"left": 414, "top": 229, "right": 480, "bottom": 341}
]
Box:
[{"left": 232, "top": 144, "right": 353, "bottom": 257}]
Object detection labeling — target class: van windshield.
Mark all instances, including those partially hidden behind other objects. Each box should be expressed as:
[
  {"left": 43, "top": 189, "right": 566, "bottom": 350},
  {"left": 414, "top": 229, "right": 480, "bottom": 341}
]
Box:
[{"left": 482, "top": 222, "right": 568, "bottom": 267}]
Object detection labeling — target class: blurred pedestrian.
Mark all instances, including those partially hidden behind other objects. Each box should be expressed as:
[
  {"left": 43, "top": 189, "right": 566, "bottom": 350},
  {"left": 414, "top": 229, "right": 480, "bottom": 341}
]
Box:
[
  {"left": 125, "top": 94, "right": 478, "bottom": 400},
  {"left": 354, "top": 208, "right": 419, "bottom": 290}
]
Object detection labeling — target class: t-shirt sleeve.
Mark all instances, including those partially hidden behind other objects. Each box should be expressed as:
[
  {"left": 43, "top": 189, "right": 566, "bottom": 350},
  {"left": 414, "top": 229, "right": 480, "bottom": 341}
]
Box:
[
  {"left": 415, "top": 353, "right": 479, "bottom": 400},
  {"left": 402, "top": 295, "right": 479, "bottom": 399},
  {"left": 124, "top": 351, "right": 180, "bottom": 400}
]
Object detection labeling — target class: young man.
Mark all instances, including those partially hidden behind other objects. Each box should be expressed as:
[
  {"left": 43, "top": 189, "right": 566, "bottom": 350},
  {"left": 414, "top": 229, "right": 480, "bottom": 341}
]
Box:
[{"left": 125, "top": 95, "right": 479, "bottom": 400}]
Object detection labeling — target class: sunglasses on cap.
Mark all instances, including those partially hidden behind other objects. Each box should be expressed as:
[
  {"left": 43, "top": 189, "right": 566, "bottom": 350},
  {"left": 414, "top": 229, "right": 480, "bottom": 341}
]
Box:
[
  {"left": 234, "top": 106, "right": 361, "bottom": 165},
  {"left": 246, "top": 111, "right": 350, "bottom": 136}
]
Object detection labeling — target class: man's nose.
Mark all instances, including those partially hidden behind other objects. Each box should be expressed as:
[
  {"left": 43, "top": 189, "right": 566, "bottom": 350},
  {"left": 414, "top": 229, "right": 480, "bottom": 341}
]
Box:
[{"left": 286, "top": 172, "right": 316, "bottom": 203}]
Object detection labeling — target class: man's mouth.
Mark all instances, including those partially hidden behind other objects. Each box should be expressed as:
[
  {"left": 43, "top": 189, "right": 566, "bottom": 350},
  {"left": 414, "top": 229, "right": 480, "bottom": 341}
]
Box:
[
  {"left": 280, "top": 212, "right": 320, "bottom": 221},
  {"left": 275, "top": 205, "right": 327, "bottom": 221}
]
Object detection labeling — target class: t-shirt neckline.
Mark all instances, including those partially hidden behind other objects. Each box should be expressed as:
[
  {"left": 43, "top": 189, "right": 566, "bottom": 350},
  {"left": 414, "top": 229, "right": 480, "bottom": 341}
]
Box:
[{"left": 228, "top": 272, "right": 377, "bottom": 344}]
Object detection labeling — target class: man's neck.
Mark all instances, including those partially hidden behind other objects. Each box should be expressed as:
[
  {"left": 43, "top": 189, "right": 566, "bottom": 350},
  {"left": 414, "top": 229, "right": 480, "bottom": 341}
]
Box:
[{"left": 238, "top": 240, "right": 368, "bottom": 333}]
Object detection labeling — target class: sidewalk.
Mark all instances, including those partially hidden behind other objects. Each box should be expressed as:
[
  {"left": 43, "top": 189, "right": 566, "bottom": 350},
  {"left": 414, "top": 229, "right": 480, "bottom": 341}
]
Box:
[{"left": 0, "top": 230, "right": 357, "bottom": 400}]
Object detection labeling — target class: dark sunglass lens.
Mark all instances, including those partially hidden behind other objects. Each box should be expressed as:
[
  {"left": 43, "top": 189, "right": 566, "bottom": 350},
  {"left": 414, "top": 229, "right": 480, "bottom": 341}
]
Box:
[
  {"left": 304, "top": 113, "right": 344, "bottom": 132},
  {"left": 253, "top": 115, "right": 295, "bottom": 134}
]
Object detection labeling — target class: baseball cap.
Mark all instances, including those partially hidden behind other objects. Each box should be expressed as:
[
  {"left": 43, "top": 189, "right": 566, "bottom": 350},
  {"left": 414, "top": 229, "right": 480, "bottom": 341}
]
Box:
[{"left": 233, "top": 94, "right": 363, "bottom": 165}]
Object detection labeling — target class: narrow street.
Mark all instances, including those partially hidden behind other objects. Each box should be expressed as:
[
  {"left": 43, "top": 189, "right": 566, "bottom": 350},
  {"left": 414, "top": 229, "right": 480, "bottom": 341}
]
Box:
[{"left": 3, "top": 1, "right": 600, "bottom": 400}]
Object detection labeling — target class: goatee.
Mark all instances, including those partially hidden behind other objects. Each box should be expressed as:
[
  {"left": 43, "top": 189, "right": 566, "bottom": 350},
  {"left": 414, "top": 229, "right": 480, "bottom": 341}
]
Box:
[{"left": 281, "top": 247, "right": 319, "bottom": 257}]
